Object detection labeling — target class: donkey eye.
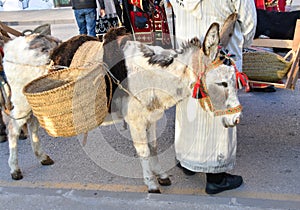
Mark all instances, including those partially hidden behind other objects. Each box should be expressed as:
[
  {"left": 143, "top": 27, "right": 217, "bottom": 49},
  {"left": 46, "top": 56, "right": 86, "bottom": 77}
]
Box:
[{"left": 216, "top": 82, "right": 228, "bottom": 88}]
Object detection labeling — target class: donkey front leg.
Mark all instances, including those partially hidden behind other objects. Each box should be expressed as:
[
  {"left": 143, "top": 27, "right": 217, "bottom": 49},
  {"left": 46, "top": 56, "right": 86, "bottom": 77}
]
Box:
[
  {"left": 27, "top": 116, "right": 54, "bottom": 166},
  {"left": 147, "top": 123, "right": 171, "bottom": 186},
  {"left": 7, "top": 118, "right": 26, "bottom": 180},
  {"left": 129, "top": 123, "right": 160, "bottom": 193}
]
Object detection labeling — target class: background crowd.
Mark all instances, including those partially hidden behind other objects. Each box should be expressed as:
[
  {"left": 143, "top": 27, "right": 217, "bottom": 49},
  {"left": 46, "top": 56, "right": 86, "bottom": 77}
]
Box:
[{"left": 69, "top": 0, "right": 300, "bottom": 41}]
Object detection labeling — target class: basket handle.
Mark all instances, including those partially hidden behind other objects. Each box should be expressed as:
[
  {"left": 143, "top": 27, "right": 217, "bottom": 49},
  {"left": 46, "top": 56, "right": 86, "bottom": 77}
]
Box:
[{"left": 283, "top": 50, "right": 296, "bottom": 62}]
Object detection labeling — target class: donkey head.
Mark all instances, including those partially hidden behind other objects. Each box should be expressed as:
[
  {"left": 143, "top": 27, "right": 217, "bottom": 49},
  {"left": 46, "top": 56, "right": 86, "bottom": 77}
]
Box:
[{"left": 196, "top": 23, "right": 241, "bottom": 127}]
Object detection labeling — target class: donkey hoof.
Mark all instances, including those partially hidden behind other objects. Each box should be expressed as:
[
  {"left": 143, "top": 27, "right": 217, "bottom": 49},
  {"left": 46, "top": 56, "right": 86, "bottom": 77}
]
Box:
[
  {"left": 157, "top": 177, "right": 171, "bottom": 186},
  {"left": 0, "top": 135, "right": 7, "bottom": 143},
  {"left": 148, "top": 189, "right": 161, "bottom": 194},
  {"left": 41, "top": 156, "right": 54, "bottom": 165},
  {"left": 11, "top": 169, "right": 23, "bottom": 180}
]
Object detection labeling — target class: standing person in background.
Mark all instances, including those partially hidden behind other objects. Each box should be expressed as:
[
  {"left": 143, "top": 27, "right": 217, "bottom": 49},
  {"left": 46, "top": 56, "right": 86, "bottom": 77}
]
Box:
[
  {"left": 121, "top": 0, "right": 133, "bottom": 33},
  {"left": 71, "top": 0, "right": 100, "bottom": 37},
  {"left": 169, "top": 0, "right": 257, "bottom": 194}
]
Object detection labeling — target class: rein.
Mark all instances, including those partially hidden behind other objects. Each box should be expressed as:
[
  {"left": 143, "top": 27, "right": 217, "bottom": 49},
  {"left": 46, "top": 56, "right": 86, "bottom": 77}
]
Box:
[
  {"left": 3, "top": 109, "right": 33, "bottom": 121},
  {"left": 102, "top": 62, "right": 144, "bottom": 106},
  {"left": 4, "top": 59, "right": 52, "bottom": 69},
  {"left": 0, "top": 60, "right": 67, "bottom": 121},
  {"left": 4, "top": 58, "right": 70, "bottom": 71}
]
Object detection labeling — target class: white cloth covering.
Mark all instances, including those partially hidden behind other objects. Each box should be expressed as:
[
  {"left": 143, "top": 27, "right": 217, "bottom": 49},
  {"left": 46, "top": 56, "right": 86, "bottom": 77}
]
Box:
[{"left": 170, "top": 0, "right": 257, "bottom": 71}]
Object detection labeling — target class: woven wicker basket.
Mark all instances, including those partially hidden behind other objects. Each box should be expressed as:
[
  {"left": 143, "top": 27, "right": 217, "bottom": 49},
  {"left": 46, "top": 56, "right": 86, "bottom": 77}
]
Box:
[
  {"left": 242, "top": 51, "right": 293, "bottom": 82},
  {"left": 23, "top": 41, "right": 109, "bottom": 137}
]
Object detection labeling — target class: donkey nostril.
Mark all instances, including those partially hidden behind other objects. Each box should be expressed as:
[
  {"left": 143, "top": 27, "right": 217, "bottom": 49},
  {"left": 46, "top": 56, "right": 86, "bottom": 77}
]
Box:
[{"left": 235, "top": 118, "right": 240, "bottom": 125}]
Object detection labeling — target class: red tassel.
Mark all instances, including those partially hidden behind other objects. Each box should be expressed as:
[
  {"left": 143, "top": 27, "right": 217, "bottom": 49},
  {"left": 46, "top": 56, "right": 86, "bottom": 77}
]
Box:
[
  {"left": 193, "top": 78, "right": 208, "bottom": 99},
  {"left": 236, "top": 71, "right": 250, "bottom": 92},
  {"left": 192, "top": 79, "right": 201, "bottom": 99}
]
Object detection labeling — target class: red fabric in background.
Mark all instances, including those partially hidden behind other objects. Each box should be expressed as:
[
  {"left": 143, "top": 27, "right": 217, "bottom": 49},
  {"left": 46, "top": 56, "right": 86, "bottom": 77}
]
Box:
[
  {"left": 129, "top": 0, "right": 143, "bottom": 10},
  {"left": 254, "top": 0, "right": 286, "bottom": 12},
  {"left": 129, "top": 5, "right": 171, "bottom": 47},
  {"left": 254, "top": 0, "right": 266, "bottom": 9}
]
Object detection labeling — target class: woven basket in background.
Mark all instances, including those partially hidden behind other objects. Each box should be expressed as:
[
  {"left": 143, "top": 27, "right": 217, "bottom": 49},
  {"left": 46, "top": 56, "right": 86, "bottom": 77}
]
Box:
[
  {"left": 23, "top": 41, "right": 108, "bottom": 137},
  {"left": 242, "top": 51, "right": 293, "bottom": 82}
]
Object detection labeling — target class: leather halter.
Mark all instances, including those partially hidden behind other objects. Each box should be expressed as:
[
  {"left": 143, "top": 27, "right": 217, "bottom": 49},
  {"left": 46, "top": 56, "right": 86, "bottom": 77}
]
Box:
[{"left": 192, "top": 49, "right": 243, "bottom": 116}]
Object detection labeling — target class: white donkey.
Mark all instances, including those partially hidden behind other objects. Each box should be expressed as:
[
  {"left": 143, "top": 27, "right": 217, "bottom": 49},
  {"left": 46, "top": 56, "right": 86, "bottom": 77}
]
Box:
[
  {"left": 106, "top": 23, "right": 242, "bottom": 193},
  {"left": 3, "top": 34, "right": 61, "bottom": 180}
]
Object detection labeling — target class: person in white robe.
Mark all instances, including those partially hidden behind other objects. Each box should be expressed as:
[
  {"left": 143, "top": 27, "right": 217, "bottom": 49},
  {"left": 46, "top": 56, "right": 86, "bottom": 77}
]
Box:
[{"left": 168, "top": 0, "right": 257, "bottom": 194}]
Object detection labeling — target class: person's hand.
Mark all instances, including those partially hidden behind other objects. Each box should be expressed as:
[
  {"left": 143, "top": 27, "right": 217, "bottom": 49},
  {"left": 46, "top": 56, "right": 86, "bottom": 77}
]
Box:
[{"left": 100, "top": 9, "right": 105, "bottom": 17}]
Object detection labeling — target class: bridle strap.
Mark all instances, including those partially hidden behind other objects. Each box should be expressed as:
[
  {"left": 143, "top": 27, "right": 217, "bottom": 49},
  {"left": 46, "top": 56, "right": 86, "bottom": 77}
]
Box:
[{"left": 214, "top": 104, "right": 243, "bottom": 116}]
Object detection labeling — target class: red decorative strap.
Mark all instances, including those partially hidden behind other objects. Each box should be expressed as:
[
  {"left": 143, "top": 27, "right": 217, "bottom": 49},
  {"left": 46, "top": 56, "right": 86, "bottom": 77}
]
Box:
[{"left": 0, "top": 47, "right": 4, "bottom": 58}]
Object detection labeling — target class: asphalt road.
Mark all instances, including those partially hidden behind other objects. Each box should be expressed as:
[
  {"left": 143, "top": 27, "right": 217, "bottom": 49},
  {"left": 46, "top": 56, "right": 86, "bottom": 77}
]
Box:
[
  {"left": 1, "top": 87, "right": 300, "bottom": 209},
  {"left": 0, "top": 18, "right": 300, "bottom": 209}
]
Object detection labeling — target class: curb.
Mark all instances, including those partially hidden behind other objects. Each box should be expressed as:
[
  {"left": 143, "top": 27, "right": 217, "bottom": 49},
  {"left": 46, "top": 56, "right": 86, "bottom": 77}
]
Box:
[
  {"left": 3, "top": 19, "right": 75, "bottom": 26},
  {"left": 1, "top": 185, "right": 300, "bottom": 210},
  {"left": 0, "top": 8, "right": 75, "bottom": 26}
]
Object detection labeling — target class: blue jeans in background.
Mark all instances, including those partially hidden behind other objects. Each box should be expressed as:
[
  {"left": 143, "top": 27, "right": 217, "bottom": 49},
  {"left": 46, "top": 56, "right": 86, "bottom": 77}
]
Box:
[{"left": 74, "top": 8, "right": 96, "bottom": 37}]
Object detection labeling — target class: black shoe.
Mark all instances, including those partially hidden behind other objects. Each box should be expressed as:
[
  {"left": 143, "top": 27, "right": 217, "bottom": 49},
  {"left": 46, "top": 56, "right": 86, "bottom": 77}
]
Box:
[
  {"left": 251, "top": 85, "right": 276, "bottom": 93},
  {"left": 205, "top": 173, "right": 243, "bottom": 194},
  {"left": 176, "top": 162, "right": 196, "bottom": 176}
]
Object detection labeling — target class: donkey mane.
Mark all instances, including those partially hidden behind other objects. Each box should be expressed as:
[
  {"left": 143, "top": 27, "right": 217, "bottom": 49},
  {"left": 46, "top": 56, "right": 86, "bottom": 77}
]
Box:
[
  {"left": 140, "top": 44, "right": 177, "bottom": 67},
  {"left": 139, "top": 37, "right": 202, "bottom": 68},
  {"left": 180, "top": 37, "right": 202, "bottom": 52}
]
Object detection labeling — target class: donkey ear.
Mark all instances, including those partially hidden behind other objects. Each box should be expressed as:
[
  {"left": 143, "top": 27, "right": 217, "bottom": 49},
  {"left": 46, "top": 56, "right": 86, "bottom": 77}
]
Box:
[
  {"left": 203, "top": 23, "right": 220, "bottom": 60},
  {"left": 220, "top": 13, "right": 237, "bottom": 48}
]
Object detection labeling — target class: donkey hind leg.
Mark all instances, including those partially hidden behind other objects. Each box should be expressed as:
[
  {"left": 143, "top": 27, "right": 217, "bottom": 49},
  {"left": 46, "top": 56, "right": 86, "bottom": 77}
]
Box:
[
  {"left": 147, "top": 123, "right": 171, "bottom": 186},
  {"left": 27, "top": 115, "right": 54, "bottom": 166},
  {"left": 8, "top": 118, "right": 25, "bottom": 180},
  {"left": 129, "top": 123, "right": 160, "bottom": 193}
]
